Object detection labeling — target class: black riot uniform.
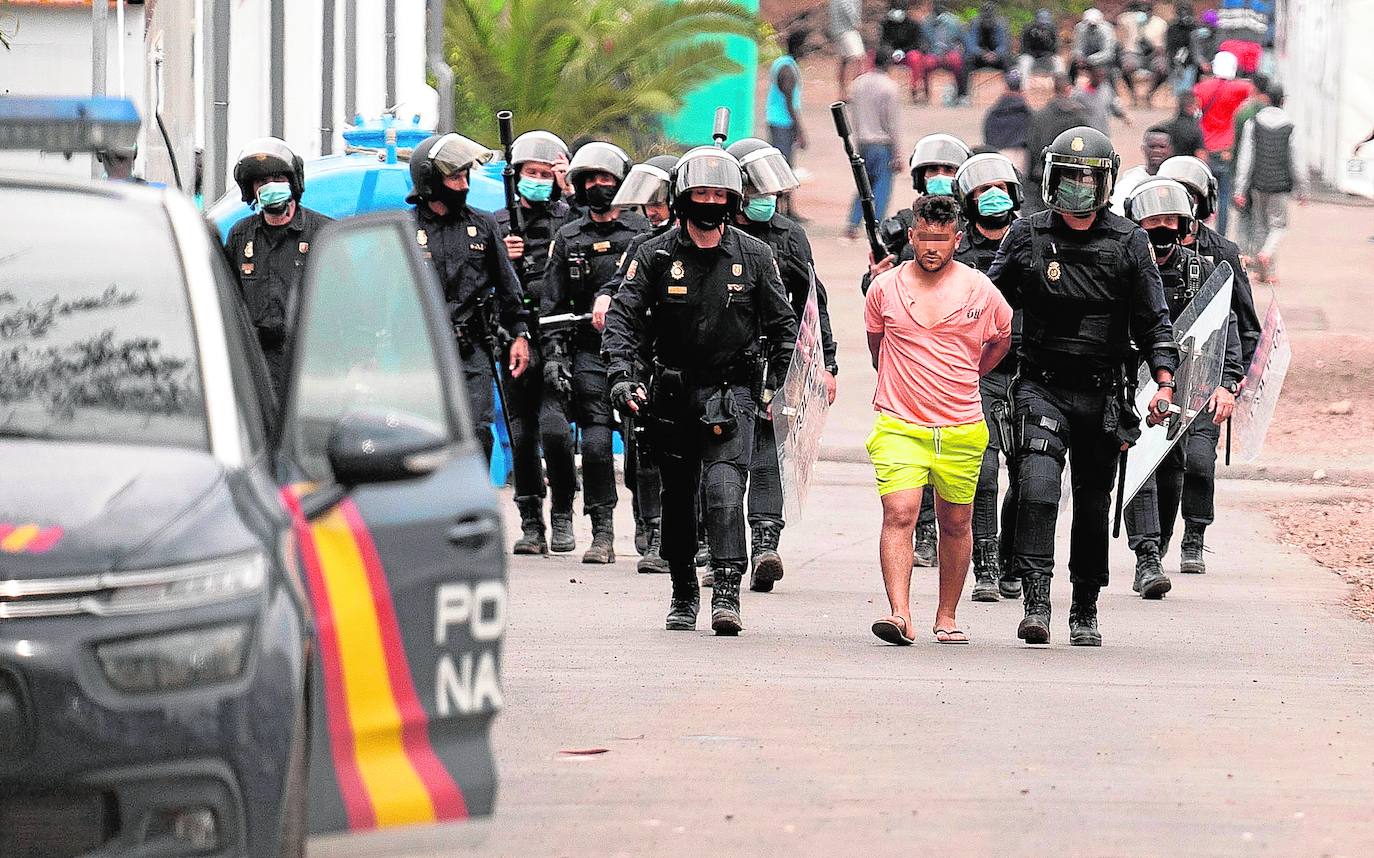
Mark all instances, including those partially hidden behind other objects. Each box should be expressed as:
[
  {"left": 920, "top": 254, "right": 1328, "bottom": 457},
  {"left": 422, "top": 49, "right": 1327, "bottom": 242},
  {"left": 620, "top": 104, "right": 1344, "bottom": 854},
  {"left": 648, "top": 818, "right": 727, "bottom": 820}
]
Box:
[
  {"left": 988, "top": 126, "right": 1178, "bottom": 647},
  {"left": 409, "top": 133, "right": 529, "bottom": 463},
  {"left": 539, "top": 141, "right": 647, "bottom": 564},
  {"left": 225, "top": 137, "right": 334, "bottom": 399},
  {"left": 603, "top": 146, "right": 797, "bottom": 635},
  {"left": 494, "top": 130, "right": 575, "bottom": 556},
  {"left": 1121, "top": 178, "right": 1243, "bottom": 597},
  {"left": 952, "top": 151, "right": 1024, "bottom": 601},
  {"left": 727, "top": 137, "right": 838, "bottom": 594}
]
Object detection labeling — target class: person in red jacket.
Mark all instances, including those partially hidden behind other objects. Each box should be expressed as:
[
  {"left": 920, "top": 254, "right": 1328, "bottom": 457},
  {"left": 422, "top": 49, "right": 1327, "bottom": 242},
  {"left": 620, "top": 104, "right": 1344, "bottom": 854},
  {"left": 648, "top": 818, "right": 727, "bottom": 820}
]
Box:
[{"left": 1192, "top": 50, "right": 1253, "bottom": 236}]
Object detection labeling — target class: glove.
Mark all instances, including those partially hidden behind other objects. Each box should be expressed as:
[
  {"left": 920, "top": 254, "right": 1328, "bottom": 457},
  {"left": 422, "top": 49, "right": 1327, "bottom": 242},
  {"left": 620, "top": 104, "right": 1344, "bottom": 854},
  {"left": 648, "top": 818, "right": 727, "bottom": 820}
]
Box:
[
  {"left": 611, "top": 379, "right": 647, "bottom": 414},
  {"left": 543, "top": 357, "right": 572, "bottom": 397}
]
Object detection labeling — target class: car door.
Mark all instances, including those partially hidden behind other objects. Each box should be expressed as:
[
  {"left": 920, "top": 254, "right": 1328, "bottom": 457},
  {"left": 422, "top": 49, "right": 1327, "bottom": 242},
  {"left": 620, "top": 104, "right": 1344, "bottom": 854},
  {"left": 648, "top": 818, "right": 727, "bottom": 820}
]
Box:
[{"left": 273, "top": 211, "right": 506, "bottom": 834}]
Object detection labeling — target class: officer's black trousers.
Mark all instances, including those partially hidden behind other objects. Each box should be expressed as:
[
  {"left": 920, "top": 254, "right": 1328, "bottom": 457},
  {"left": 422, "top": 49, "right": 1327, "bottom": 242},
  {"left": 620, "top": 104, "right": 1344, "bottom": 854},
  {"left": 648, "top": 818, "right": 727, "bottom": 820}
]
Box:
[
  {"left": 747, "top": 415, "right": 784, "bottom": 527},
  {"left": 461, "top": 347, "right": 496, "bottom": 464},
  {"left": 1125, "top": 411, "right": 1221, "bottom": 551},
  {"left": 540, "top": 349, "right": 617, "bottom": 514},
  {"left": 655, "top": 385, "right": 756, "bottom": 573},
  {"left": 1012, "top": 377, "right": 1121, "bottom": 587},
  {"left": 504, "top": 350, "right": 545, "bottom": 501},
  {"left": 973, "top": 367, "right": 1018, "bottom": 556}
]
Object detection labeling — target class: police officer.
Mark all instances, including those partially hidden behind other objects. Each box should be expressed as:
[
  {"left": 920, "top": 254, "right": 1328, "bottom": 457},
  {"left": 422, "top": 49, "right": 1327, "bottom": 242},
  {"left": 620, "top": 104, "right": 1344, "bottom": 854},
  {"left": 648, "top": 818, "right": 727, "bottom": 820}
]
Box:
[
  {"left": 1157, "top": 155, "right": 1262, "bottom": 571},
  {"left": 952, "top": 152, "right": 1023, "bottom": 601},
  {"left": 540, "top": 141, "right": 648, "bottom": 564},
  {"left": 1122, "top": 179, "right": 1243, "bottom": 597},
  {"left": 602, "top": 154, "right": 681, "bottom": 575},
  {"left": 495, "top": 131, "right": 575, "bottom": 556},
  {"left": 225, "top": 137, "right": 334, "bottom": 398},
  {"left": 409, "top": 132, "right": 531, "bottom": 462},
  {"left": 988, "top": 126, "right": 1178, "bottom": 647},
  {"left": 725, "top": 137, "right": 839, "bottom": 594},
  {"left": 603, "top": 147, "right": 797, "bottom": 634}
]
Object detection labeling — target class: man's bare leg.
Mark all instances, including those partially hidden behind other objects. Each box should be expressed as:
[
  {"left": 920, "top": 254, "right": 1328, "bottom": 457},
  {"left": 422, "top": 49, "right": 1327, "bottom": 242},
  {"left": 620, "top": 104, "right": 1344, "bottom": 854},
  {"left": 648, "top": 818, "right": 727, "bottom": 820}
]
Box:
[
  {"left": 879, "top": 487, "right": 924, "bottom": 631},
  {"left": 934, "top": 495, "right": 974, "bottom": 632}
]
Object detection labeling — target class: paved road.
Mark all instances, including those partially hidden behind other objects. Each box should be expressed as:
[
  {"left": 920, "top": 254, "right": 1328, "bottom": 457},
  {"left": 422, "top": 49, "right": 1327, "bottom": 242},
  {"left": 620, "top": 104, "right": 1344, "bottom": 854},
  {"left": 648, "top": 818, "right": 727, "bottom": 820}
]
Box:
[{"left": 313, "top": 63, "right": 1374, "bottom": 857}]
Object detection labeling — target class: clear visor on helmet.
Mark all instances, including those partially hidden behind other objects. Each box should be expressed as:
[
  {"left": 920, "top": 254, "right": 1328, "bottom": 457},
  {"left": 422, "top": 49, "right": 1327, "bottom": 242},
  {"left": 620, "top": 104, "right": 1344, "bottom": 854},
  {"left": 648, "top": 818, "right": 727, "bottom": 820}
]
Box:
[
  {"left": 237, "top": 136, "right": 297, "bottom": 169},
  {"left": 567, "top": 142, "right": 631, "bottom": 184},
  {"left": 510, "top": 131, "right": 569, "bottom": 167},
  {"left": 910, "top": 134, "right": 971, "bottom": 171},
  {"left": 673, "top": 149, "right": 744, "bottom": 197},
  {"left": 1127, "top": 179, "right": 1195, "bottom": 222},
  {"left": 955, "top": 153, "right": 1021, "bottom": 201},
  {"left": 612, "top": 164, "right": 672, "bottom": 207},
  {"left": 738, "top": 146, "right": 799, "bottom": 195},
  {"left": 1042, "top": 157, "right": 1114, "bottom": 214},
  {"left": 1157, "top": 156, "right": 1214, "bottom": 200},
  {"left": 430, "top": 133, "right": 496, "bottom": 177}
]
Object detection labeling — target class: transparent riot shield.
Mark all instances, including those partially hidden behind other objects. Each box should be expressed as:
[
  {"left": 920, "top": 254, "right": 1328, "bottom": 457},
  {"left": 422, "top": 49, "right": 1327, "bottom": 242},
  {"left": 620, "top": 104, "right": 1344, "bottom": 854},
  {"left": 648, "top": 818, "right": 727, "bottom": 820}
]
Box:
[
  {"left": 1120, "top": 263, "right": 1234, "bottom": 505},
  {"left": 774, "top": 276, "right": 831, "bottom": 521},
  {"left": 1231, "top": 295, "right": 1291, "bottom": 463}
]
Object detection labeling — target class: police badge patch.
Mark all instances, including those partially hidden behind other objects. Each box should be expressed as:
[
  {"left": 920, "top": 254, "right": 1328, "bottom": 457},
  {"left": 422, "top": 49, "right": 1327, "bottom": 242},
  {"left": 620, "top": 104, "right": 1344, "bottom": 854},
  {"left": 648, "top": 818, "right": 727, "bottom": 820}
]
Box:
[
  {"left": 1047, "top": 261, "right": 1061, "bottom": 281},
  {"left": 417, "top": 229, "right": 429, "bottom": 247},
  {"left": 298, "top": 242, "right": 310, "bottom": 254},
  {"left": 243, "top": 241, "right": 254, "bottom": 259},
  {"left": 732, "top": 263, "right": 743, "bottom": 276},
  {"left": 671, "top": 260, "right": 685, "bottom": 280},
  {"left": 468, "top": 226, "right": 478, "bottom": 237},
  {"left": 1071, "top": 137, "right": 1085, "bottom": 152},
  {"left": 592, "top": 240, "right": 611, "bottom": 253},
  {"left": 625, "top": 259, "right": 638, "bottom": 281}
]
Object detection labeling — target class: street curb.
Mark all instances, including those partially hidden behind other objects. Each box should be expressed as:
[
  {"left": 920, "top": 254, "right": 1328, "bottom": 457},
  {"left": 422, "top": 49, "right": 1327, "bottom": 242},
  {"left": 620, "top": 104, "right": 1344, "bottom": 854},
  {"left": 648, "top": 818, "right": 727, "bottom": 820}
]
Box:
[{"left": 818, "top": 445, "right": 1374, "bottom": 488}]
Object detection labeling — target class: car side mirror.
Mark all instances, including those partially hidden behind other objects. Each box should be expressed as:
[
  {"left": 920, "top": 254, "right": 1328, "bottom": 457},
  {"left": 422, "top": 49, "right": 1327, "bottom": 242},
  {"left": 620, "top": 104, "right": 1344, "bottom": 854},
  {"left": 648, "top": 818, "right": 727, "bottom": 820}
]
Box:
[{"left": 299, "top": 409, "right": 451, "bottom": 519}]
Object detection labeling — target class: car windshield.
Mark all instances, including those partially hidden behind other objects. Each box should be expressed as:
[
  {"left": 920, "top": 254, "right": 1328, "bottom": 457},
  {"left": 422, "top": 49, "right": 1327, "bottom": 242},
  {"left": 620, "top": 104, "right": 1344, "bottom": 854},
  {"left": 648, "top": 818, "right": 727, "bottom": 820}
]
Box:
[{"left": 0, "top": 185, "right": 207, "bottom": 448}]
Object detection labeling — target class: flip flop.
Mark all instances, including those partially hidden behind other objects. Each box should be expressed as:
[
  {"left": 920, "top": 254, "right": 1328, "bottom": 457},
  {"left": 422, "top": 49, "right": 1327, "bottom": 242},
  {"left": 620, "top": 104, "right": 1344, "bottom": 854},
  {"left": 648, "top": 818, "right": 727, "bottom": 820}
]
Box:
[
  {"left": 933, "top": 627, "right": 970, "bottom": 645},
  {"left": 871, "top": 616, "right": 915, "bottom": 646}
]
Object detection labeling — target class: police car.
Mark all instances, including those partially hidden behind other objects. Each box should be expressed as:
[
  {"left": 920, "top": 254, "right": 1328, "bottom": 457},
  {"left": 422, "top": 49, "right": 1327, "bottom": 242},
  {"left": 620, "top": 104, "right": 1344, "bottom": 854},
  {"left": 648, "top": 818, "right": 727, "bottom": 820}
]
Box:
[{"left": 0, "top": 99, "right": 505, "bottom": 857}]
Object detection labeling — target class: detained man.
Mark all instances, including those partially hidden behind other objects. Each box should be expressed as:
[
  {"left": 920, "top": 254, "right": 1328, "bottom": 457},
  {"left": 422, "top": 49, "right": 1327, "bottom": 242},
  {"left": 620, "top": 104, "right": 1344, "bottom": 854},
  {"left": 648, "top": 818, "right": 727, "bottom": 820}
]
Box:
[{"left": 864, "top": 195, "right": 1013, "bottom": 645}]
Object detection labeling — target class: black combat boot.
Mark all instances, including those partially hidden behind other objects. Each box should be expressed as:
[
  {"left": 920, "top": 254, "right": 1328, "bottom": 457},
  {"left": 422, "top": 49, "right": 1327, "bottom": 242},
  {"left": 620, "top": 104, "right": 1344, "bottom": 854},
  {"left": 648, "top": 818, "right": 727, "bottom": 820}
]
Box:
[
  {"left": 1017, "top": 573, "right": 1051, "bottom": 644},
  {"left": 749, "top": 521, "right": 785, "bottom": 593},
  {"left": 665, "top": 571, "right": 700, "bottom": 631},
  {"left": 971, "top": 538, "right": 1001, "bottom": 602},
  {"left": 1132, "top": 542, "right": 1172, "bottom": 599},
  {"left": 581, "top": 507, "right": 615, "bottom": 564},
  {"left": 1068, "top": 582, "right": 1102, "bottom": 647},
  {"left": 512, "top": 496, "right": 548, "bottom": 556},
  {"left": 1179, "top": 523, "right": 1207, "bottom": 574},
  {"left": 912, "top": 522, "right": 938, "bottom": 568},
  {"left": 710, "top": 564, "right": 744, "bottom": 635},
  {"left": 697, "top": 539, "right": 714, "bottom": 587},
  {"left": 636, "top": 518, "right": 670, "bottom": 574},
  {"left": 998, "top": 574, "right": 1022, "bottom": 599},
  {"left": 549, "top": 500, "right": 576, "bottom": 554},
  {"left": 633, "top": 510, "right": 649, "bottom": 556}
]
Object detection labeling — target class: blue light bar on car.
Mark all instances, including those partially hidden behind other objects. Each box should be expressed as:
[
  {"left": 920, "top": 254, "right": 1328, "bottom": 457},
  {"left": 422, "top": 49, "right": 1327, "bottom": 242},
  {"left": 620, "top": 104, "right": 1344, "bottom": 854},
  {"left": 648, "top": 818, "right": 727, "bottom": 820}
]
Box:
[{"left": 0, "top": 96, "right": 141, "bottom": 153}]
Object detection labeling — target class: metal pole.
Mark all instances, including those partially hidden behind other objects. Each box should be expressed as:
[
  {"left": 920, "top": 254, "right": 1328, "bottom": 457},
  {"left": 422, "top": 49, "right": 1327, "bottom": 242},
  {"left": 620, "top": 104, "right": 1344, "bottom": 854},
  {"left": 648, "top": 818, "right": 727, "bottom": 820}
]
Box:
[
  {"left": 321, "top": 0, "right": 336, "bottom": 154},
  {"left": 205, "top": 0, "right": 231, "bottom": 201},
  {"left": 385, "top": 0, "right": 397, "bottom": 111},
  {"left": 116, "top": 0, "right": 126, "bottom": 97},
  {"left": 92, "top": 0, "right": 109, "bottom": 177},
  {"left": 344, "top": 0, "right": 357, "bottom": 124},
  {"left": 427, "top": 0, "right": 454, "bottom": 131},
  {"left": 270, "top": 0, "right": 285, "bottom": 138}
]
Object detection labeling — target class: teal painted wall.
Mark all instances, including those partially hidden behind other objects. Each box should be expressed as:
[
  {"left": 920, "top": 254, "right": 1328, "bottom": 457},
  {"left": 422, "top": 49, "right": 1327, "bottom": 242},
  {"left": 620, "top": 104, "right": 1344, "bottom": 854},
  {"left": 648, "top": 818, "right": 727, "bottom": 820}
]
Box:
[{"left": 660, "top": 0, "right": 760, "bottom": 147}]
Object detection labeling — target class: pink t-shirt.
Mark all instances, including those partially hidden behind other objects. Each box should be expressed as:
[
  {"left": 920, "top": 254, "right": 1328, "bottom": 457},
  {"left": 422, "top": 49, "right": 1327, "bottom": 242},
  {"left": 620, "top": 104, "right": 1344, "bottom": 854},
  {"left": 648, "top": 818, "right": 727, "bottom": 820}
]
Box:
[{"left": 864, "top": 260, "right": 1013, "bottom": 428}]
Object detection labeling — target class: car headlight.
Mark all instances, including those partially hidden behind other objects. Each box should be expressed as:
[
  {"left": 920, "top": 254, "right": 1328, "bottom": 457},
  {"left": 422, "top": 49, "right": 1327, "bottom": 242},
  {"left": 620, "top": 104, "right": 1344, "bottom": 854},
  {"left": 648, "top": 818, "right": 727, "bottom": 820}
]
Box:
[
  {"left": 86, "top": 552, "right": 268, "bottom": 616},
  {"left": 96, "top": 623, "right": 252, "bottom": 693}
]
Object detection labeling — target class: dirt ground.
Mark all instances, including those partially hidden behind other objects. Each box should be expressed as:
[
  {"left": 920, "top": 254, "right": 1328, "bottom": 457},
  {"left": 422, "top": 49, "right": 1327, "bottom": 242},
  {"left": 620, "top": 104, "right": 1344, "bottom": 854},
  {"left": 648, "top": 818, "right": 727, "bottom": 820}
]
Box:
[
  {"left": 1269, "top": 492, "right": 1374, "bottom": 623},
  {"left": 1262, "top": 332, "right": 1374, "bottom": 470}
]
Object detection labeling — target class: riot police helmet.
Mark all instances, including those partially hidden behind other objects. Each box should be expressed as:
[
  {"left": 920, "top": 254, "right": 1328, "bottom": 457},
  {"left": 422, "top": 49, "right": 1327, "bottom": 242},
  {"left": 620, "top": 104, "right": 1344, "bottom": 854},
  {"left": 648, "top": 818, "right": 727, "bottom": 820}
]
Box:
[
  {"left": 509, "top": 130, "right": 569, "bottom": 168},
  {"left": 566, "top": 142, "right": 632, "bottom": 189},
  {"left": 908, "top": 133, "right": 972, "bottom": 192},
  {"left": 613, "top": 155, "right": 679, "bottom": 208},
  {"left": 407, "top": 132, "right": 496, "bottom": 203},
  {"left": 726, "top": 137, "right": 800, "bottom": 195},
  {"left": 1157, "top": 155, "right": 1219, "bottom": 220},
  {"left": 954, "top": 152, "right": 1022, "bottom": 220},
  {"left": 1041, "top": 126, "right": 1120, "bottom": 215},
  {"left": 233, "top": 137, "right": 306, "bottom": 204},
  {"left": 1125, "top": 178, "right": 1197, "bottom": 243},
  {"left": 671, "top": 147, "right": 745, "bottom": 199}
]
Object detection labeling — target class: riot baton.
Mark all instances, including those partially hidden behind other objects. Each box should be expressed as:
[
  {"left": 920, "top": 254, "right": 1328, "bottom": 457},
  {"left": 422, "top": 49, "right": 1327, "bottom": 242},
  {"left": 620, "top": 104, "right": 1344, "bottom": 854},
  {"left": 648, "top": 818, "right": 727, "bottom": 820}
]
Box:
[
  {"left": 497, "top": 110, "right": 524, "bottom": 236},
  {"left": 1113, "top": 449, "right": 1128, "bottom": 538},
  {"left": 1225, "top": 417, "right": 1232, "bottom": 466},
  {"left": 830, "top": 101, "right": 888, "bottom": 265},
  {"left": 485, "top": 328, "right": 517, "bottom": 448},
  {"left": 712, "top": 107, "right": 731, "bottom": 147},
  {"left": 538, "top": 312, "right": 593, "bottom": 335}
]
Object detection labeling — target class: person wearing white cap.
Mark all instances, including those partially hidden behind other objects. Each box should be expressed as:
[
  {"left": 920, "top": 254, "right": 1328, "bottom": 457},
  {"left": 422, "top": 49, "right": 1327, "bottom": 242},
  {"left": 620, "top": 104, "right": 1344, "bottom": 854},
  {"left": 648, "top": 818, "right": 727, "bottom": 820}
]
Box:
[{"left": 1192, "top": 50, "right": 1254, "bottom": 235}]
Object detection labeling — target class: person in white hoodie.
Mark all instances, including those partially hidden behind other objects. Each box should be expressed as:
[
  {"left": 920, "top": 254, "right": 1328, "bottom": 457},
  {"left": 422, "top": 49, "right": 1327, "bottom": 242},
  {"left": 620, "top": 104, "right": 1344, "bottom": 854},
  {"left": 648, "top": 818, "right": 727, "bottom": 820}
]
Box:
[{"left": 1233, "top": 82, "right": 1309, "bottom": 284}]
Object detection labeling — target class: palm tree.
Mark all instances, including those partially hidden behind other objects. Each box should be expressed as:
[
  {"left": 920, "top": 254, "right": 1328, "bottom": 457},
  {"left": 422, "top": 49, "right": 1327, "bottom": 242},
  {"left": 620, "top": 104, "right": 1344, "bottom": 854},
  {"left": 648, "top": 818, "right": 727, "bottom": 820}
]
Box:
[{"left": 444, "top": 0, "right": 768, "bottom": 150}]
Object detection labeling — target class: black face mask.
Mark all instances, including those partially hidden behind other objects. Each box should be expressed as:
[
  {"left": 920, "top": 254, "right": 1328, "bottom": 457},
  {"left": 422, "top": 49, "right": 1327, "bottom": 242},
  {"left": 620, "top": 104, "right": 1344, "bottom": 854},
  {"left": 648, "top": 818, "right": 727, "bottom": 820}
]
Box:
[
  {"left": 679, "top": 198, "right": 730, "bottom": 229},
  {"left": 433, "top": 185, "right": 469, "bottom": 213},
  {"left": 1146, "top": 226, "right": 1178, "bottom": 254},
  {"left": 975, "top": 211, "right": 1013, "bottom": 230},
  {"left": 584, "top": 184, "right": 618, "bottom": 212}
]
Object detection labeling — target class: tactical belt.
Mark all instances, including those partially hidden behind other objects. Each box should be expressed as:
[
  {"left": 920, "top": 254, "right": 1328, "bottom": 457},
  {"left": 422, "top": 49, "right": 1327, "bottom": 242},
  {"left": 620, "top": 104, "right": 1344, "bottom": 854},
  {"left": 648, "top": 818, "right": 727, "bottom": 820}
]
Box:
[
  {"left": 652, "top": 358, "right": 755, "bottom": 389},
  {"left": 1022, "top": 361, "right": 1115, "bottom": 392}
]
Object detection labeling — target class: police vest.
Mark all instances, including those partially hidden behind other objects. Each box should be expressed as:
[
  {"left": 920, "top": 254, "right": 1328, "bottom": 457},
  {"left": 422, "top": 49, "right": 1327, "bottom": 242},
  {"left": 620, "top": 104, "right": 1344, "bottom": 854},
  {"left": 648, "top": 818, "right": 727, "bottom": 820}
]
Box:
[{"left": 1022, "top": 212, "right": 1135, "bottom": 362}]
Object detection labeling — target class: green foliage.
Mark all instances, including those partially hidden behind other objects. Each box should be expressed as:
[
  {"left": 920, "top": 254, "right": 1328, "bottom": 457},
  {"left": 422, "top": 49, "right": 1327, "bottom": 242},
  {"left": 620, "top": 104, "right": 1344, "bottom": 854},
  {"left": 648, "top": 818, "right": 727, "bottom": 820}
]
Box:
[{"left": 444, "top": 0, "right": 767, "bottom": 153}]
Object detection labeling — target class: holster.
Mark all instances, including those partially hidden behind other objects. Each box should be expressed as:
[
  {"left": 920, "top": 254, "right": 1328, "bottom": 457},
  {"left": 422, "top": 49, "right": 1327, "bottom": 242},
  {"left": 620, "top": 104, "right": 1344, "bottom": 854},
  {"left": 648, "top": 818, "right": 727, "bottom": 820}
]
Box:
[
  {"left": 1104, "top": 368, "right": 1142, "bottom": 448},
  {"left": 699, "top": 385, "right": 740, "bottom": 443}
]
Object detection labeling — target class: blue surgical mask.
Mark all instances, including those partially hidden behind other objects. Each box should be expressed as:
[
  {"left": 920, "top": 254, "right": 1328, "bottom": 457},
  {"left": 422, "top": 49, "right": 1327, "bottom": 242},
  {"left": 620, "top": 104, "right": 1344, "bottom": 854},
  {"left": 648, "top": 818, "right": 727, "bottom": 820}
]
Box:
[
  {"left": 257, "top": 181, "right": 293, "bottom": 211},
  {"left": 925, "top": 175, "right": 955, "bottom": 196},
  {"left": 518, "top": 176, "right": 554, "bottom": 203},
  {"left": 744, "top": 195, "right": 777, "bottom": 222},
  {"left": 976, "top": 186, "right": 1014, "bottom": 215}
]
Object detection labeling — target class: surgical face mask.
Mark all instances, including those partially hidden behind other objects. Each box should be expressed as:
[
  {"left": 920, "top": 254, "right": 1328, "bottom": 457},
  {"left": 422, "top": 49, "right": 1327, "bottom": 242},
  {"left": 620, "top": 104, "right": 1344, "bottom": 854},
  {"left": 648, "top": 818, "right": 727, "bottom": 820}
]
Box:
[
  {"left": 976, "top": 186, "right": 1014, "bottom": 216},
  {"left": 1146, "top": 225, "right": 1178, "bottom": 254},
  {"left": 434, "top": 185, "right": 469, "bottom": 213},
  {"left": 518, "top": 176, "right": 554, "bottom": 203},
  {"left": 744, "top": 195, "right": 777, "bottom": 223},
  {"left": 584, "top": 184, "right": 618, "bottom": 212},
  {"left": 679, "top": 197, "right": 729, "bottom": 229},
  {"left": 888, "top": 9, "right": 907, "bottom": 21},
  {"left": 257, "top": 181, "right": 293, "bottom": 214},
  {"left": 924, "top": 175, "right": 955, "bottom": 196},
  {"left": 1053, "top": 177, "right": 1098, "bottom": 212}
]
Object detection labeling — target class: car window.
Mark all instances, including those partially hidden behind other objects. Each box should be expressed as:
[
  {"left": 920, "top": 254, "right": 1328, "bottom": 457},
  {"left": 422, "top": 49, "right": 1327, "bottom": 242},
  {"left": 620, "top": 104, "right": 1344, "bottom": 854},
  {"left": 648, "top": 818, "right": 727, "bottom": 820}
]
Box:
[
  {"left": 285, "top": 217, "right": 464, "bottom": 483},
  {"left": 0, "top": 186, "right": 207, "bottom": 448}
]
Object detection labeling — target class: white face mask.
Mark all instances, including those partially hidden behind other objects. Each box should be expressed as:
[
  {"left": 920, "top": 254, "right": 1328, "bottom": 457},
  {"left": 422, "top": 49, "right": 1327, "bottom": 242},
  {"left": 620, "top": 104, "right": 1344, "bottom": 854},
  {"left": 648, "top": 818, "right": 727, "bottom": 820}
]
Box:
[{"left": 888, "top": 9, "right": 907, "bottom": 21}]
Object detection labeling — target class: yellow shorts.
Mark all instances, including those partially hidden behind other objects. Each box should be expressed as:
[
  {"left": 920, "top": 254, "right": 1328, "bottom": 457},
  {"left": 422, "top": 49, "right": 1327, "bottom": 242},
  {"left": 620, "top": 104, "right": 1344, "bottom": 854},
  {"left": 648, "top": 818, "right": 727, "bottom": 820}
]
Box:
[{"left": 865, "top": 413, "right": 989, "bottom": 503}]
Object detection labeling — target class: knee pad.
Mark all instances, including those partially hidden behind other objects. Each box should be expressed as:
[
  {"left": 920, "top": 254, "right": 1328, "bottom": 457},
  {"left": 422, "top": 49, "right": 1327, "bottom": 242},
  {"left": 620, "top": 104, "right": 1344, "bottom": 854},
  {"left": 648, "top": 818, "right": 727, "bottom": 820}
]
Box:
[{"left": 703, "top": 462, "right": 746, "bottom": 512}]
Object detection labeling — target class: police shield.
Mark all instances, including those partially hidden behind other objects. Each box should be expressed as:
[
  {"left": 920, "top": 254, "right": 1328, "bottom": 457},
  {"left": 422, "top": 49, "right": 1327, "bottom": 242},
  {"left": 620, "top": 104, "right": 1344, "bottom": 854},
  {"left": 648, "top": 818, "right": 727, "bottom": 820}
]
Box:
[
  {"left": 1121, "top": 263, "right": 1234, "bottom": 505},
  {"left": 774, "top": 278, "right": 831, "bottom": 521},
  {"left": 1232, "top": 295, "right": 1291, "bottom": 463}
]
